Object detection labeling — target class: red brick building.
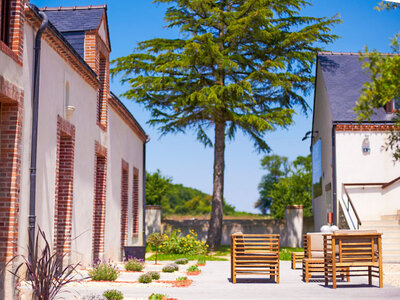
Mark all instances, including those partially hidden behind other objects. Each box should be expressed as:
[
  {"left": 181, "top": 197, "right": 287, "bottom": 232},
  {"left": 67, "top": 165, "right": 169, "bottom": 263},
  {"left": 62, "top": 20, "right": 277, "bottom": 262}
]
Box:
[{"left": 0, "top": 2, "right": 147, "bottom": 298}]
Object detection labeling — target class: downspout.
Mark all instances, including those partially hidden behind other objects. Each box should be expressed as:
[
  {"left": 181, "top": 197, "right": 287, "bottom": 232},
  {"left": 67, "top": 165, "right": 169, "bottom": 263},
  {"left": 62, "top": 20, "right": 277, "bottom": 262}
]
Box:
[
  {"left": 142, "top": 136, "right": 150, "bottom": 246},
  {"left": 331, "top": 124, "right": 337, "bottom": 226},
  {"left": 29, "top": 10, "right": 49, "bottom": 244}
]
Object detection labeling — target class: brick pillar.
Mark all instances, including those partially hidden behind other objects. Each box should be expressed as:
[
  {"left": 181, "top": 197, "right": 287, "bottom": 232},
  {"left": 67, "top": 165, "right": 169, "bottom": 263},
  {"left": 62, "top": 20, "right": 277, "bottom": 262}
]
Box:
[
  {"left": 0, "top": 76, "right": 23, "bottom": 300},
  {"left": 54, "top": 116, "right": 75, "bottom": 261},
  {"left": 92, "top": 142, "right": 107, "bottom": 260},
  {"left": 132, "top": 167, "right": 139, "bottom": 236},
  {"left": 120, "top": 160, "right": 129, "bottom": 258}
]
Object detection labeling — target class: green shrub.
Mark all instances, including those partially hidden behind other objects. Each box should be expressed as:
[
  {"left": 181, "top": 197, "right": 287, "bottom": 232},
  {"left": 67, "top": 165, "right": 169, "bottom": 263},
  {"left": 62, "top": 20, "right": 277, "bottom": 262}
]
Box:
[
  {"left": 146, "top": 271, "right": 160, "bottom": 280},
  {"left": 197, "top": 258, "right": 206, "bottom": 265},
  {"left": 170, "top": 263, "right": 179, "bottom": 271},
  {"left": 174, "top": 258, "right": 189, "bottom": 265},
  {"left": 124, "top": 258, "right": 144, "bottom": 271},
  {"left": 148, "top": 294, "right": 166, "bottom": 300},
  {"left": 138, "top": 273, "right": 153, "bottom": 283},
  {"left": 176, "top": 276, "right": 187, "bottom": 281},
  {"left": 162, "top": 265, "right": 176, "bottom": 273},
  {"left": 187, "top": 265, "right": 199, "bottom": 272},
  {"left": 103, "top": 289, "right": 123, "bottom": 300},
  {"left": 159, "top": 230, "right": 207, "bottom": 255},
  {"left": 89, "top": 259, "right": 120, "bottom": 281}
]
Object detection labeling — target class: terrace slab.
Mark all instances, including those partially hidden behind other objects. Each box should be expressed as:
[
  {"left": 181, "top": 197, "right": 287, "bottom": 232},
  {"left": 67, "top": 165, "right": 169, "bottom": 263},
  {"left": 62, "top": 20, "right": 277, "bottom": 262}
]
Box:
[{"left": 62, "top": 261, "right": 400, "bottom": 300}]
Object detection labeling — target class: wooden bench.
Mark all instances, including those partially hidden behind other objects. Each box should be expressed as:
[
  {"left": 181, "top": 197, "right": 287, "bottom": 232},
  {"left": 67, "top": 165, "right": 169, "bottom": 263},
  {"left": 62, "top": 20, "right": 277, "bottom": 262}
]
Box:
[
  {"left": 323, "top": 230, "right": 382, "bottom": 289},
  {"left": 231, "top": 234, "right": 280, "bottom": 284},
  {"left": 291, "top": 251, "right": 304, "bottom": 269}
]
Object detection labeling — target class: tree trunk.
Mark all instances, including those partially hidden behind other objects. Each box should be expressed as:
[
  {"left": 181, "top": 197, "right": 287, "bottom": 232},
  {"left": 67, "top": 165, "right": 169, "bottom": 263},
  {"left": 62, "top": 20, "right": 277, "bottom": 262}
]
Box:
[{"left": 207, "top": 121, "right": 225, "bottom": 250}]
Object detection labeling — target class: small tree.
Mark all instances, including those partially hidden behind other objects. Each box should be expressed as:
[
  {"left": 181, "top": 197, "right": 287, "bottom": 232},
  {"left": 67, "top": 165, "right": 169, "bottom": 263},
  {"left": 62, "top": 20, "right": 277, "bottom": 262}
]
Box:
[{"left": 147, "top": 233, "right": 166, "bottom": 264}]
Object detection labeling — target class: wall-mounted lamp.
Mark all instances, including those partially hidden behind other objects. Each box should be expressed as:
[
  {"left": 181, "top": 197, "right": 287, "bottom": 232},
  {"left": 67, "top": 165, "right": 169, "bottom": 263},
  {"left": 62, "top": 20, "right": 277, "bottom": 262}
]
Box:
[
  {"left": 362, "top": 135, "right": 371, "bottom": 154},
  {"left": 66, "top": 105, "right": 75, "bottom": 121},
  {"left": 302, "top": 130, "right": 319, "bottom": 141}
]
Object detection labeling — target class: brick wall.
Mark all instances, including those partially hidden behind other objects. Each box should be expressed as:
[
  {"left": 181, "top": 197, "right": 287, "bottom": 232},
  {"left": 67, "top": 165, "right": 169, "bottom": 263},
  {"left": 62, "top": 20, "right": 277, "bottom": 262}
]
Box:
[
  {"left": 0, "top": 0, "right": 25, "bottom": 64},
  {"left": 97, "top": 55, "right": 108, "bottom": 128},
  {"left": 92, "top": 142, "right": 107, "bottom": 260},
  {"left": 120, "top": 160, "right": 129, "bottom": 257},
  {"left": 54, "top": 116, "right": 75, "bottom": 260},
  {"left": 0, "top": 75, "right": 23, "bottom": 299},
  {"left": 84, "top": 31, "right": 109, "bottom": 130},
  {"left": 132, "top": 168, "right": 139, "bottom": 236}
]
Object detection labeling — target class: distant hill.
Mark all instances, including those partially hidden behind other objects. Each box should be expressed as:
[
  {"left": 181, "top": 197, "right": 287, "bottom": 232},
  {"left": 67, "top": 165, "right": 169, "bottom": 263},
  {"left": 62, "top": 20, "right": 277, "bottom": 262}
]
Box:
[{"left": 146, "top": 170, "right": 258, "bottom": 217}]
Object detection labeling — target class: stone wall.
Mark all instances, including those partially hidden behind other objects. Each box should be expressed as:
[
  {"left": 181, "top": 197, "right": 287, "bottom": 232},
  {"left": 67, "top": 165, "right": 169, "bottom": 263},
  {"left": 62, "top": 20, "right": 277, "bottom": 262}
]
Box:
[{"left": 161, "top": 206, "right": 315, "bottom": 247}]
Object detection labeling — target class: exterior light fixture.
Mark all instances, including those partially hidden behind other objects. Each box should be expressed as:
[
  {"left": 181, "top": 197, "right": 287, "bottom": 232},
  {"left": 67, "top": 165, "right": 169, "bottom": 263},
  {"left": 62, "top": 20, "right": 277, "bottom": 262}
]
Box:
[
  {"left": 362, "top": 135, "right": 371, "bottom": 154},
  {"left": 66, "top": 105, "right": 75, "bottom": 120}
]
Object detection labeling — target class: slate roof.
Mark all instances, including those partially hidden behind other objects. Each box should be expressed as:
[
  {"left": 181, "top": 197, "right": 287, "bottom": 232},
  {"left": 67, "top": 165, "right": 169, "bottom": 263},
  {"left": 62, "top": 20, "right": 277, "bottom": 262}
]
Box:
[
  {"left": 41, "top": 7, "right": 105, "bottom": 32},
  {"left": 41, "top": 6, "right": 110, "bottom": 58},
  {"left": 317, "top": 52, "right": 394, "bottom": 122}
]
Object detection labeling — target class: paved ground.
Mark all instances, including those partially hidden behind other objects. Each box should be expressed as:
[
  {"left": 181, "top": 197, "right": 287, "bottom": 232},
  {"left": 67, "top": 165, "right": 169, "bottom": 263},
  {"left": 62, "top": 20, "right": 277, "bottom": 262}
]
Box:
[{"left": 58, "top": 261, "right": 400, "bottom": 299}]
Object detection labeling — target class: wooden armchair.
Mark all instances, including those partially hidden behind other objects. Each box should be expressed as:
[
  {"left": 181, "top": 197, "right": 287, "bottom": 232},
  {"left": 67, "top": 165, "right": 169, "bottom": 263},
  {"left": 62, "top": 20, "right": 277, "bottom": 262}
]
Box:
[
  {"left": 323, "top": 230, "right": 382, "bottom": 289},
  {"left": 302, "top": 233, "right": 325, "bottom": 282},
  {"left": 231, "top": 233, "right": 280, "bottom": 284}
]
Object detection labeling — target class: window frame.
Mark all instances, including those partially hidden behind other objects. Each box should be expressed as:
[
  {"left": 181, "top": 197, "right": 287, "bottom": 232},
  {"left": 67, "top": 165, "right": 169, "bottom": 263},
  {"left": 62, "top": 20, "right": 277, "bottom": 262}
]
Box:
[{"left": 0, "top": 0, "right": 11, "bottom": 46}]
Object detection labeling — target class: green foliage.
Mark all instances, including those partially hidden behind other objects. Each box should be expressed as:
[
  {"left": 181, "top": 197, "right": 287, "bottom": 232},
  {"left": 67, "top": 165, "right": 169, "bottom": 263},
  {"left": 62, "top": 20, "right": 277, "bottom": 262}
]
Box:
[
  {"left": 196, "top": 258, "right": 206, "bottom": 265},
  {"left": 257, "top": 154, "right": 312, "bottom": 219},
  {"left": 146, "top": 253, "right": 227, "bottom": 261},
  {"left": 146, "top": 171, "right": 238, "bottom": 216},
  {"left": 139, "top": 273, "right": 153, "bottom": 283},
  {"left": 112, "top": 0, "right": 339, "bottom": 247},
  {"left": 162, "top": 264, "right": 177, "bottom": 273},
  {"left": 159, "top": 230, "right": 208, "bottom": 255},
  {"left": 146, "top": 169, "right": 172, "bottom": 207},
  {"left": 146, "top": 271, "right": 161, "bottom": 280},
  {"left": 112, "top": 1, "right": 339, "bottom": 149},
  {"left": 176, "top": 276, "right": 188, "bottom": 281},
  {"left": 89, "top": 259, "right": 120, "bottom": 281},
  {"left": 280, "top": 247, "right": 304, "bottom": 261},
  {"left": 187, "top": 265, "right": 199, "bottom": 272},
  {"left": 255, "top": 155, "right": 290, "bottom": 214},
  {"left": 148, "top": 294, "right": 166, "bottom": 300},
  {"left": 174, "top": 258, "right": 189, "bottom": 264},
  {"left": 103, "top": 290, "right": 123, "bottom": 300},
  {"left": 124, "top": 258, "right": 144, "bottom": 271},
  {"left": 357, "top": 33, "right": 400, "bottom": 161}
]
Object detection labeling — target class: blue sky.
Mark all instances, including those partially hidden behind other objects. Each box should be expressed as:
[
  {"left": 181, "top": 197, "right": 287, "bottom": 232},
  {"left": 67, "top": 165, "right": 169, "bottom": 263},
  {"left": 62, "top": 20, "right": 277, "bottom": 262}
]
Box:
[{"left": 34, "top": 0, "right": 400, "bottom": 213}]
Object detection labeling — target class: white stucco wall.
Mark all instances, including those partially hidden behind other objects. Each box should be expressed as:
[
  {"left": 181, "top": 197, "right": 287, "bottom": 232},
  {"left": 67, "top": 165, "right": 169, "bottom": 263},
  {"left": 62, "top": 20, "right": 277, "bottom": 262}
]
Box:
[
  {"left": 18, "top": 23, "right": 144, "bottom": 266},
  {"left": 311, "top": 64, "right": 334, "bottom": 231},
  {"left": 0, "top": 47, "right": 23, "bottom": 88},
  {"left": 335, "top": 131, "right": 399, "bottom": 221},
  {"left": 106, "top": 107, "right": 144, "bottom": 260}
]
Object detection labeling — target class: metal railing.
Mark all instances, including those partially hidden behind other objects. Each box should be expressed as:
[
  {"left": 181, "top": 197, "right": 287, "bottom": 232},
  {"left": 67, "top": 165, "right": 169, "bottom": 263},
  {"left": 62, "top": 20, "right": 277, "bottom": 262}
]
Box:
[{"left": 341, "top": 176, "right": 400, "bottom": 230}]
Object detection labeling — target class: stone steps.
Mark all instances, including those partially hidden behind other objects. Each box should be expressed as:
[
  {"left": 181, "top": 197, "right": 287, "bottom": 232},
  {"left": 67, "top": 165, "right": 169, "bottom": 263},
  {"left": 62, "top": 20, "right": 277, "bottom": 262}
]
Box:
[{"left": 360, "top": 212, "right": 400, "bottom": 263}]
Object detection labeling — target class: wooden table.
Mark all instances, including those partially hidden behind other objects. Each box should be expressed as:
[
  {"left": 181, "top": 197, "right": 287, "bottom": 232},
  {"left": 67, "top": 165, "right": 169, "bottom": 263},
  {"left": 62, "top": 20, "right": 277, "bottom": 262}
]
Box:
[{"left": 323, "top": 231, "right": 382, "bottom": 289}]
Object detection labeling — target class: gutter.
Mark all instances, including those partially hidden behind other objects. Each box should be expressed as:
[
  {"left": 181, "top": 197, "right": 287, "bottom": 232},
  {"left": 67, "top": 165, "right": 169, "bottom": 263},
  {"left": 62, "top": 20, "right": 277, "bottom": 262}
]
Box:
[
  {"left": 331, "top": 125, "right": 337, "bottom": 226},
  {"left": 142, "top": 136, "right": 150, "bottom": 246},
  {"left": 29, "top": 9, "right": 48, "bottom": 244}
]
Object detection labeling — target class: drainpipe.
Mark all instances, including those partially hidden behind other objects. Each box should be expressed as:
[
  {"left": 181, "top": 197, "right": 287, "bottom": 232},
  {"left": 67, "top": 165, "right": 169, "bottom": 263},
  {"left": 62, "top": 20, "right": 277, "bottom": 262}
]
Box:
[
  {"left": 29, "top": 11, "right": 49, "bottom": 245},
  {"left": 331, "top": 124, "right": 337, "bottom": 226},
  {"left": 142, "top": 136, "right": 150, "bottom": 246}
]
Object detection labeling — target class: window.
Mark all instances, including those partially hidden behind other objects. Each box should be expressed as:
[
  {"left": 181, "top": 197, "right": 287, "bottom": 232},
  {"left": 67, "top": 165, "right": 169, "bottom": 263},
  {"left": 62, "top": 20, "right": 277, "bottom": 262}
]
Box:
[{"left": 0, "top": 0, "right": 10, "bottom": 46}]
